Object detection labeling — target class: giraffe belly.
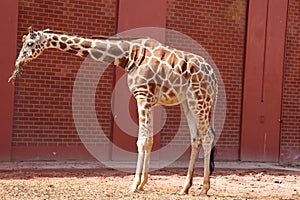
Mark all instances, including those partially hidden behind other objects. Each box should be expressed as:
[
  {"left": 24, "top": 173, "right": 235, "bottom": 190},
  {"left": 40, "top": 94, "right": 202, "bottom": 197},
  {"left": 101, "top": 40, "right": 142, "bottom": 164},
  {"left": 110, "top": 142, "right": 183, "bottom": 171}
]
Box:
[
  {"left": 157, "top": 98, "right": 182, "bottom": 106},
  {"left": 157, "top": 87, "right": 186, "bottom": 106}
]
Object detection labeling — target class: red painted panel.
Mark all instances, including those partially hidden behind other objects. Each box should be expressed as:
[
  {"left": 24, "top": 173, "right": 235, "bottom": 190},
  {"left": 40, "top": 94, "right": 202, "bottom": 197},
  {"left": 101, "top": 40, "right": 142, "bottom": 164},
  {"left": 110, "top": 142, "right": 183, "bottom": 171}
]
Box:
[
  {"left": 241, "top": 0, "right": 269, "bottom": 161},
  {"left": 11, "top": 146, "right": 97, "bottom": 161},
  {"left": 112, "top": 0, "right": 167, "bottom": 160},
  {"left": 241, "top": 0, "right": 288, "bottom": 161},
  {"left": 0, "top": 0, "right": 18, "bottom": 161},
  {"left": 117, "top": 0, "right": 167, "bottom": 33},
  {"left": 263, "top": 0, "right": 288, "bottom": 161}
]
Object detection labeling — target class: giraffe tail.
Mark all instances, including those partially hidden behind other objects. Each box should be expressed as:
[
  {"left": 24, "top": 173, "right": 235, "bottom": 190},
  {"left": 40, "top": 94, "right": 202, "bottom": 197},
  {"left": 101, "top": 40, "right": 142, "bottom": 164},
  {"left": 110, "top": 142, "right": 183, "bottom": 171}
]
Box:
[
  {"left": 209, "top": 127, "right": 216, "bottom": 175},
  {"left": 209, "top": 90, "right": 218, "bottom": 175}
]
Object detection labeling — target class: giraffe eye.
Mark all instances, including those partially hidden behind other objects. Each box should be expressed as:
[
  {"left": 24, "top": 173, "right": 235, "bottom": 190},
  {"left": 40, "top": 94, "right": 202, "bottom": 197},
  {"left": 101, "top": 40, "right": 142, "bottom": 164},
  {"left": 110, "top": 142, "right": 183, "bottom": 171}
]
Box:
[{"left": 27, "top": 42, "right": 34, "bottom": 47}]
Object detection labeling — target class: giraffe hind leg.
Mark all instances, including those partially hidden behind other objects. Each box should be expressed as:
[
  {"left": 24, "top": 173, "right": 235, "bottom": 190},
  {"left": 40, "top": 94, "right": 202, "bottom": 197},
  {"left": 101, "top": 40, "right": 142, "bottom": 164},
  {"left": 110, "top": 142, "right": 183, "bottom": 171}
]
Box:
[
  {"left": 179, "top": 100, "right": 201, "bottom": 195},
  {"left": 179, "top": 137, "right": 201, "bottom": 195},
  {"left": 180, "top": 98, "right": 215, "bottom": 196},
  {"left": 199, "top": 126, "right": 215, "bottom": 196}
]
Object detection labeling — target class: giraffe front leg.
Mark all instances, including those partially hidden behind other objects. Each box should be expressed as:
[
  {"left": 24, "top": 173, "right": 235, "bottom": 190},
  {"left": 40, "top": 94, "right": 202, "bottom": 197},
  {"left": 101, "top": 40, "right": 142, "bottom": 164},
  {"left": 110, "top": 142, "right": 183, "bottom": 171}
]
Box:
[
  {"left": 129, "top": 98, "right": 154, "bottom": 193},
  {"left": 137, "top": 136, "right": 153, "bottom": 191},
  {"left": 129, "top": 136, "right": 153, "bottom": 192},
  {"left": 129, "top": 141, "right": 145, "bottom": 193}
]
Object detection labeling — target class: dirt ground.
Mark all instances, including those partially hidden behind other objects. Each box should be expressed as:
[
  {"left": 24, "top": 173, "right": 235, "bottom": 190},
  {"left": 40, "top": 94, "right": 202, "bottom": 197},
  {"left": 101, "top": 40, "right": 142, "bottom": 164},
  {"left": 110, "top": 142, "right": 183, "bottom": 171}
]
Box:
[{"left": 0, "top": 167, "right": 299, "bottom": 200}]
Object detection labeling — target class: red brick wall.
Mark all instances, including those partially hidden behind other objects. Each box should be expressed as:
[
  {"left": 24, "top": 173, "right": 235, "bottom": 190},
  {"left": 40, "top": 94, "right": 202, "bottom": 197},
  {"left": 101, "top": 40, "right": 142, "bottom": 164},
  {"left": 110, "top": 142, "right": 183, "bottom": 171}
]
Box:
[
  {"left": 14, "top": 0, "right": 248, "bottom": 160},
  {"left": 164, "top": 0, "right": 248, "bottom": 158},
  {"left": 12, "top": 0, "right": 299, "bottom": 162},
  {"left": 281, "top": 0, "right": 300, "bottom": 161},
  {"left": 13, "top": 0, "right": 117, "bottom": 147}
]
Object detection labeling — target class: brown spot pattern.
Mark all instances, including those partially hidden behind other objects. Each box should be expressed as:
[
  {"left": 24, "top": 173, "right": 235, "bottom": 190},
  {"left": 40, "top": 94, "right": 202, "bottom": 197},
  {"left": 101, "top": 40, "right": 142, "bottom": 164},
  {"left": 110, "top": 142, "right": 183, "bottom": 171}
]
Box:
[
  {"left": 130, "top": 46, "right": 140, "bottom": 61},
  {"left": 52, "top": 35, "right": 59, "bottom": 41},
  {"left": 108, "top": 44, "right": 123, "bottom": 56},
  {"left": 182, "top": 71, "right": 191, "bottom": 80},
  {"left": 154, "top": 49, "right": 171, "bottom": 61},
  {"left": 117, "top": 57, "right": 130, "bottom": 68},
  {"left": 149, "top": 58, "right": 160, "bottom": 71},
  {"left": 140, "top": 67, "right": 155, "bottom": 79},
  {"left": 167, "top": 90, "right": 176, "bottom": 98},
  {"left": 70, "top": 45, "right": 81, "bottom": 50},
  {"left": 136, "top": 48, "right": 147, "bottom": 66},
  {"left": 120, "top": 42, "right": 130, "bottom": 52},
  {"left": 174, "top": 65, "right": 182, "bottom": 74},
  {"left": 67, "top": 49, "right": 78, "bottom": 54},
  {"left": 90, "top": 49, "right": 103, "bottom": 60},
  {"left": 189, "top": 66, "right": 197, "bottom": 74},
  {"left": 181, "top": 60, "right": 187, "bottom": 72},
  {"left": 162, "top": 86, "right": 168, "bottom": 93},
  {"left": 103, "top": 55, "right": 115, "bottom": 63},
  {"left": 82, "top": 50, "right": 89, "bottom": 57},
  {"left": 94, "top": 42, "right": 107, "bottom": 51},
  {"left": 74, "top": 38, "right": 80, "bottom": 43},
  {"left": 59, "top": 42, "right": 67, "bottom": 49},
  {"left": 144, "top": 39, "right": 160, "bottom": 48},
  {"left": 81, "top": 41, "right": 92, "bottom": 49},
  {"left": 167, "top": 53, "right": 178, "bottom": 68}
]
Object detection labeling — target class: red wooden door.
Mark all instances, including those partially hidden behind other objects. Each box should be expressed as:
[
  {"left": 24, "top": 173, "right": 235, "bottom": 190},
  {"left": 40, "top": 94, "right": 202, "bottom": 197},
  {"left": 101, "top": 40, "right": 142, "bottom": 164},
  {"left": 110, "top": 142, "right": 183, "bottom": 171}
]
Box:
[
  {"left": 241, "top": 0, "right": 288, "bottom": 161},
  {"left": 0, "top": 0, "right": 18, "bottom": 161},
  {"left": 111, "top": 0, "right": 167, "bottom": 160}
]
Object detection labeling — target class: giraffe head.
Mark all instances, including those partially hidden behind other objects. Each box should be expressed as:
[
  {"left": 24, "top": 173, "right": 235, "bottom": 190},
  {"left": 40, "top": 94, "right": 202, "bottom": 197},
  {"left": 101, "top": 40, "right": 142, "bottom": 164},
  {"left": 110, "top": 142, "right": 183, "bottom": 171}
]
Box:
[
  {"left": 9, "top": 26, "right": 47, "bottom": 83},
  {"left": 15, "top": 26, "right": 47, "bottom": 68}
]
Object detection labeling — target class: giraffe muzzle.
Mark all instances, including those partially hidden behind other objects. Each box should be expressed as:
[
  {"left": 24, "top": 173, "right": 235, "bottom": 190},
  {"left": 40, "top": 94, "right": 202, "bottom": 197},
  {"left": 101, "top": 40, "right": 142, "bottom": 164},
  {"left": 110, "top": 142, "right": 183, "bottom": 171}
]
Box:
[{"left": 8, "top": 60, "right": 24, "bottom": 83}]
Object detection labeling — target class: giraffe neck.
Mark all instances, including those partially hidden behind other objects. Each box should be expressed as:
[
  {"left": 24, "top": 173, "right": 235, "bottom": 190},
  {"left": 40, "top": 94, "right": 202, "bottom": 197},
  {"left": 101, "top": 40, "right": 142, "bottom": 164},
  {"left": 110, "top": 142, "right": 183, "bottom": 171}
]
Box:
[{"left": 43, "top": 31, "right": 133, "bottom": 69}]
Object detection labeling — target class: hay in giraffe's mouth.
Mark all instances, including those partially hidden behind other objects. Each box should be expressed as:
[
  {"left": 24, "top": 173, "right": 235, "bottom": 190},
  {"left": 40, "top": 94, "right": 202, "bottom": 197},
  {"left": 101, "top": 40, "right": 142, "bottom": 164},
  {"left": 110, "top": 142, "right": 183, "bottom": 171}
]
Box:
[{"left": 8, "top": 67, "right": 23, "bottom": 84}]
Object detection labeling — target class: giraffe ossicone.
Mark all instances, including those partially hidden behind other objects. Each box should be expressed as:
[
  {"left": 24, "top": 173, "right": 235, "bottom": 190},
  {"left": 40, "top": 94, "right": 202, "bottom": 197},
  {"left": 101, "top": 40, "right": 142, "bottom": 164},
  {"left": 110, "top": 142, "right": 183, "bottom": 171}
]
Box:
[{"left": 10, "top": 26, "right": 219, "bottom": 196}]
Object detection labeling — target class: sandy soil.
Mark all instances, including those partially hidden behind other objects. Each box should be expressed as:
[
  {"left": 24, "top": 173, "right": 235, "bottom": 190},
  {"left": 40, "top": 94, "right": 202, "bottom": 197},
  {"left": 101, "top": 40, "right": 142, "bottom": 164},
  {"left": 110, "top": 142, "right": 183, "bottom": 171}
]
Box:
[{"left": 0, "top": 167, "right": 299, "bottom": 200}]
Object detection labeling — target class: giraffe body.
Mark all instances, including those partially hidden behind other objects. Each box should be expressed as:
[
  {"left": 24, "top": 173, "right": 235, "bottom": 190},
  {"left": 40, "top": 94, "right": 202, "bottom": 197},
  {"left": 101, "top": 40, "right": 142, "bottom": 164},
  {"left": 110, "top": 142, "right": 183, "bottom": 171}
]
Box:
[{"left": 10, "top": 27, "right": 218, "bottom": 196}]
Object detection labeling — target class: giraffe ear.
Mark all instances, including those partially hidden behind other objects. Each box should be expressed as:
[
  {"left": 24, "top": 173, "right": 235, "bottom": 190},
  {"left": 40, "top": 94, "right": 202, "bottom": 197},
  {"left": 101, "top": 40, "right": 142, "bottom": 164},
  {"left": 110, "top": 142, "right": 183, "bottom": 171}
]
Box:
[
  {"left": 37, "top": 31, "right": 44, "bottom": 43},
  {"left": 28, "top": 26, "right": 34, "bottom": 34}
]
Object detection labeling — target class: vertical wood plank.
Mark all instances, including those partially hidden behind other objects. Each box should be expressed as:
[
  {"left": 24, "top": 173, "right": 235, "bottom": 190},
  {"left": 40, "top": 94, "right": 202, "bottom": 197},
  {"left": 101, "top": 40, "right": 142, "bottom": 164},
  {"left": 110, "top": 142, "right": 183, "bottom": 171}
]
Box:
[
  {"left": 241, "top": 0, "right": 288, "bottom": 161},
  {"left": 0, "top": 0, "right": 18, "bottom": 161}
]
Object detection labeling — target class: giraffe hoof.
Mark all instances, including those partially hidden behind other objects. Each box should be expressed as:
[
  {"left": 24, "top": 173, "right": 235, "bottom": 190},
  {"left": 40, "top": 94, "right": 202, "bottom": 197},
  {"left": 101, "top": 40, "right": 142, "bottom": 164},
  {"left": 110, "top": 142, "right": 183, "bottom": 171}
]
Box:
[
  {"left": 178, "top": 189, "right": 188, "bottom": 195},
  {"left": 137, "top": 186, "right": 144, "bottom": 191},
  {"left": 128, "top": 188, "right": 138, "bottom": 193},
  {"left": 200, "top": 190, "right": 208, "bottom": 197}
]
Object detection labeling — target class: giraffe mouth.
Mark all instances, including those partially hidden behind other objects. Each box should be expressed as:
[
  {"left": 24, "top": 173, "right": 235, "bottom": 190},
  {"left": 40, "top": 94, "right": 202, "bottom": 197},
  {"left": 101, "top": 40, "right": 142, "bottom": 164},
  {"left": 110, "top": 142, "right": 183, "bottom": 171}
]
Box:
[
  {"left": 8, "top": 59, "right": 28, "bottom": 84},
  {"left": 9, "top": 48, "right": 36, "bottom": 83}
]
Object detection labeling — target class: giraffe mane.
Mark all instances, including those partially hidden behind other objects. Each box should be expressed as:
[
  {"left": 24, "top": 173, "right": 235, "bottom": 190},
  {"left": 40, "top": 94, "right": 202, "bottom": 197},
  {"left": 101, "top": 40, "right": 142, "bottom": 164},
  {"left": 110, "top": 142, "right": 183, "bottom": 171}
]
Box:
[{"left": 42, "top": 29, "right": 147, "bottom": 41}]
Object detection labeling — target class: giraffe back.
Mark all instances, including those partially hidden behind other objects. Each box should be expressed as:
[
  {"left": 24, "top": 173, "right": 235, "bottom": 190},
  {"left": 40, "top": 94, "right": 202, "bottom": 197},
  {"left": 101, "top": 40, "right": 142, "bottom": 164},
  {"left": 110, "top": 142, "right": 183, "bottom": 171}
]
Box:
[{"left": 126, "top": 38, "right": 217, "bottom": 107}]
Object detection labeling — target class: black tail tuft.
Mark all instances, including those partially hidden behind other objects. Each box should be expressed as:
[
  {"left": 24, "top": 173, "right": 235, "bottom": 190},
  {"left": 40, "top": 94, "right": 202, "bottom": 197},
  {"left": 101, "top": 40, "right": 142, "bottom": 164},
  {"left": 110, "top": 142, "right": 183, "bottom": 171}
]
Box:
[
  {"left": 209, "top": 127, "right": 216, "bottom": 175},
  {"left": 209, "top": 145, "right": 215, "bottom": 175}
]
